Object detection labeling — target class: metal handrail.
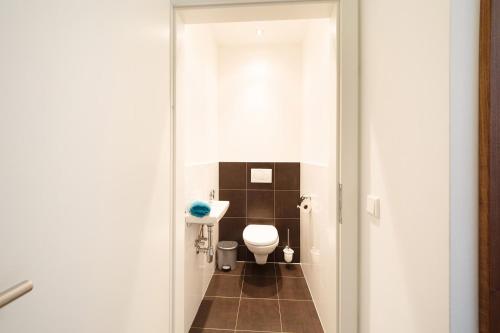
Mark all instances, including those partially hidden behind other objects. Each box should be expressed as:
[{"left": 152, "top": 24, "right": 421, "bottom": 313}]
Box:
[{"left": 0, "top": 281, "right": 33, "bottom": 309}]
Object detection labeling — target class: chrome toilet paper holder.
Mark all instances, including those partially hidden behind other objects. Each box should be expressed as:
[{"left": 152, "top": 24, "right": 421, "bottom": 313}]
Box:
[{"left": 297, "top": 195, "right": 311, "bottom": 209}]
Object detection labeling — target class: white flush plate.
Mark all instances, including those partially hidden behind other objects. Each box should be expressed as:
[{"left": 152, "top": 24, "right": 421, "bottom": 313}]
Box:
[{"left": 251, "top": 168, "right": 272, "bottom": 183}]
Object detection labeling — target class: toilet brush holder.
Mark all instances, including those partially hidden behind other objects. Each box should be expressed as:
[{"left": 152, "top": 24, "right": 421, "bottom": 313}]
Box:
[{"left": 283, "top": 246, "right": 294, "bottom": 263}]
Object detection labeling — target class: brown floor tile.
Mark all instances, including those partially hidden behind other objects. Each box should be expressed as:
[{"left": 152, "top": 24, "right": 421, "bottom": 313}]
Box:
[
  {"left": 190, "top": 329, "right": 233, "bottom": 333},
  {"left": 242, "top": 276, "right": 278, "bottom": 299},
  {"left": 280, "top": 300, "right": 324, "bottom": 333},
  {"left": 205, "top": 275, "right": 242, "bottom": 297},
  {"left": 275, "top": 263, "right": 304, "bottom": 277},
  {"left": 244, "top": 262, "right": 276, "bottom": 277},
  {"left": 277, "top": 277, "right": 312, "bottom": 300},
  {"left": 214, "top": 261, "right": 245, "bottom": 276},
  {"left": 236, "top": 299, "right": 281, "bottom": 331},
  {"left": 192, "top": 297, "right": 239, "bottom": 330}
]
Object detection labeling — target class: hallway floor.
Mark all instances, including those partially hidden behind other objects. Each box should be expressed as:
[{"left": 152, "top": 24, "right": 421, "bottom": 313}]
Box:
[{"left": 190, "top": 262, "right": 324, "bottom": 333}]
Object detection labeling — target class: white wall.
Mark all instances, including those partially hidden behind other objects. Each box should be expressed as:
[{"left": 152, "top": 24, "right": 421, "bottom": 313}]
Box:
[
  {"left": 0, "top": 1, "right": 171, "bottom": 332},
  {"left": 175, "top": 23, "right": 219, "bottom": 332},
  {"left": 218, "top": 44, "right": 302, "bottom": 162},
  {"left": 299, "top": 18, "right": 338, "bottom": 333},
  {"left": 359, "top": 0, "right": 478, "bottom": 332}
]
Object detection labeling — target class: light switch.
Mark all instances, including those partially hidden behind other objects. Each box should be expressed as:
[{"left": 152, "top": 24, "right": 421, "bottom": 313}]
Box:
[
  {"left": 366, "top": 195, "right": 380, "bottom": 218},
  {"left": 251, "top": 168, "right": 272, "bottom": 183}
]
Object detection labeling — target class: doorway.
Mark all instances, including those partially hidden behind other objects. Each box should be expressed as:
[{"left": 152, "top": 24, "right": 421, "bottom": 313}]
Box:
[{"left": 170, "top": 1, "right": 358, "bottom": 332}]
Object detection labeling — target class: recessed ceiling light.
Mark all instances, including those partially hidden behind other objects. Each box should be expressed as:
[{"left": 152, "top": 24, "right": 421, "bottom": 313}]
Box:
[{"left": 256, "top": 29, "right": 263, "bottom": 36}]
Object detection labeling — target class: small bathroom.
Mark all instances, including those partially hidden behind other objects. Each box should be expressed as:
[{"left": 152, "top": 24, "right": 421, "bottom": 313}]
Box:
[{"left": 174, "top": 2, "right": 339, "bottom": 332}]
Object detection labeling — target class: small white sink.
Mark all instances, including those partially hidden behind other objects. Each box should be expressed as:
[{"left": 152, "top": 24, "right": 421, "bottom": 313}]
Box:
[{"left": 185, "top": 200, "right": 230, "bottom": 226}]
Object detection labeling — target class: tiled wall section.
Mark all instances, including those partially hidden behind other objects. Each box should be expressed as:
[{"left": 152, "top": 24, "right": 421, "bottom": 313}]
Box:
[{"left": 219, "top": 162, "right": 300, "bottom": 263}]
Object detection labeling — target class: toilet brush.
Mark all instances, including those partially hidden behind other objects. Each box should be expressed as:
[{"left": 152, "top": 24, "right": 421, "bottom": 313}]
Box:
[{"left": 283, "top": 228, "right": 294, "bottom": 263}]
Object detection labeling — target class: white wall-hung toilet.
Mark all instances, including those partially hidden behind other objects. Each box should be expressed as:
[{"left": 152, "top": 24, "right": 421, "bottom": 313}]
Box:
[{"left": 243, "top": 224, "right": 279, "bottom": 265}]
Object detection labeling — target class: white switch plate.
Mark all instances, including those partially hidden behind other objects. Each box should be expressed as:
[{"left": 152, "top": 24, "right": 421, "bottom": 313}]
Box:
[
  {"left": 366, "top": 195, "right": 380, "bottom": 218},
  {"left": 250, "top": 168, "right": 272, "bottom": 183}
]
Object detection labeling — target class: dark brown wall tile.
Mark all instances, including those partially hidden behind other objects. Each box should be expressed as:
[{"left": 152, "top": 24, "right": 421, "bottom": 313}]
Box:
[
  {"left": 275, "top": 162, "right": 300, "bottom": 190},
  {"left": 247, "top": 162, "right": 274, "bottom": 190},
  {"left": 268, "top": 248, "right": 276, "bottom": 262},
  {"left": 247, "top": 190, "right": 274, "bottom": 218},
  {"left": 219, "top": 190, "right": 246, "bottom": 217},
  {"left": 219, "top": 162, "right": 246, "bottom": 189},
  {"left": 276, "top": 219, "right": 300, "bottom": 247},
  {"left": 219, "top": 161, "right": 300, "bottom": 263},
  {"left": 244, "top": 246, "right": 276, "bottom": 263},
  {"left": 219, "top": 218, "right": 246, "bottom": 244},
  {"left": 245, "top": 247, "right": 256, "bottom": 262},
  {"left": 275, "top": 190, "right": 300, "bottom": 218},
  {"left": 247, "top": 218, "right": 274, "bottom": 226},
  {"left": 245, "top": 247, "right": 275, "bottom": 262},
  {"left": 237, "top": 245, "right": 247, "bottom": 261}
]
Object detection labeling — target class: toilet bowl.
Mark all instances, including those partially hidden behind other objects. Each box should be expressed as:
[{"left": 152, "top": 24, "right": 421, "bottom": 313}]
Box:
[{"left": 243, "top": 224, "right": 279, "bottom": 265}]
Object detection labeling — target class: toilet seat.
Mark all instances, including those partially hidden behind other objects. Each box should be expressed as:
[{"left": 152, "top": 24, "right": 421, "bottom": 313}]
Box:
[{"left": 243, "top": 224, "right": 279, "bottom": 246}]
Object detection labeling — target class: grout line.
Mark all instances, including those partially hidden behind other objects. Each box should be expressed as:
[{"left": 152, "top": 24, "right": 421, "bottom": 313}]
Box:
[
  {"left": 197, "top": 267, "right": 319, "bottom": 332},
  {"left": 245, "top": 163, "right": 248, "bottom": 260},
  {"left": 212, "top": 273, "right": 305, "bottom": 279},
  {"left": 274, "top": 263, "right": 283, "bottom": 333},
  {"left": 191, "top": 327, "right": 233, "bottom": 331},
  {"left": 192, "top": 326, "right": 295, "bottom": 333},
  {"left": 233, "top": 262, "right": 245, "bottom": 331},
  {"left": 205, "top": 295, "right": 313, "bottom": 302},
  {"left": 220, "top": 189, "right": 299, "bottom": 192},
  {"left": 273, "top": 165, "right": 276, "bottom": 263}
]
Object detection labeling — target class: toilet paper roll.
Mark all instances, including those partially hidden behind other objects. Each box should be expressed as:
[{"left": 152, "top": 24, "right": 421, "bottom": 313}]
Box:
[{"left": 297, "top": 199, "right": 312, "bottom": 213}]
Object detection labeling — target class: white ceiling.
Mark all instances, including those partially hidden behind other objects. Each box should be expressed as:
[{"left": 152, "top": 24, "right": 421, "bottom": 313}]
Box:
[{"left": 209, "top": 19, "right": 320, "bottom": 45}]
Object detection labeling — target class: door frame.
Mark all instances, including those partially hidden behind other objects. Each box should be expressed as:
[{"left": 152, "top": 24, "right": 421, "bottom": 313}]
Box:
[
  {"left": 479, "top": 0, "right": 498, "bottom": 331},
  {"left": 169, "top": 1, "right": 359, "bottom": 332}
]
